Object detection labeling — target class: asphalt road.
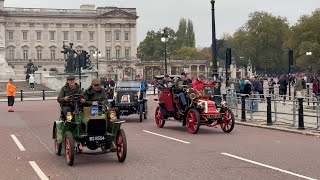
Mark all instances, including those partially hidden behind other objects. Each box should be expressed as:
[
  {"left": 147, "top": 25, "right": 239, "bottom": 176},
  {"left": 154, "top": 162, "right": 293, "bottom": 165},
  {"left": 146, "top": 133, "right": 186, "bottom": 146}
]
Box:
[{"left": 0, "top": 97, "right": 320, "bottom": 180}]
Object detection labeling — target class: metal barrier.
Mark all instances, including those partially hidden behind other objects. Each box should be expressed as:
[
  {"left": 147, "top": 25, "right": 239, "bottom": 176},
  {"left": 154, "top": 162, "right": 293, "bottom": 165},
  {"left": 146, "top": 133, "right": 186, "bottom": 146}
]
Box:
[
  {"left": 225, "top": 88, "right": 320, "bottom": 130},
  {"left": 0, "top": 90, "right": 59, "bottom": 101}
]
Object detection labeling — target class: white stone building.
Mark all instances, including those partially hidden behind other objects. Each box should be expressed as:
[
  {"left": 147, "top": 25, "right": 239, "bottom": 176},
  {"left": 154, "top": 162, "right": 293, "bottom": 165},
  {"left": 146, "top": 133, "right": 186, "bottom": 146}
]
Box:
[{"left": 0, "top": 0, "right": 139, "bottom": 79}]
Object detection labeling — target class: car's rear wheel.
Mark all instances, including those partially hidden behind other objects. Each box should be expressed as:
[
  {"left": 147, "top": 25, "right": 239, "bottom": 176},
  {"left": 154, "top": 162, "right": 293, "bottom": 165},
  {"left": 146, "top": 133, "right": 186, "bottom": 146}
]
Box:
[
  {"left": 220, "top": 108, "right": 235, "bottom": 133},
  {"left": 143, "top": 102, "right": 148, "bottom": 119},
  {"left": 65, "top": 131, "right": 75, "bottom": 166},
  {"left": 54, "top": 126, "right": 62, "bottom": 156},
  {"left": 155, "top": 106, "right": 165, "bottom": 128},
  {"left": 139, "top": 103, "right": 143, "bottom": 122},
  {"left": 116, "top": 129, "right": 127, "bottom": 162},
  {"left": 186, "top": 108, "right": 200, "bottom": 134}
]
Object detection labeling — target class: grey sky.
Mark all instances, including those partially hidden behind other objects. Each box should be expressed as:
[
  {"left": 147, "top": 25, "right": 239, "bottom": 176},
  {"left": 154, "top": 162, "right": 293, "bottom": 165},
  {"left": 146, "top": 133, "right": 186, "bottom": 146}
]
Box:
[{"left": 5, "top": 0, "right": 320, "bottom": 47}]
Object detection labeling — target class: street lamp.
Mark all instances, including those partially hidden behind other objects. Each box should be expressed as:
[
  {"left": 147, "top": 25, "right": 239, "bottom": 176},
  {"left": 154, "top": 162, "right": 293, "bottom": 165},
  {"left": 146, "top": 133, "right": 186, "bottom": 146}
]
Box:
[
  {"left": 211, "top": 0, "right": 218, "bottom": 75},
  {"left": 161, "top": 30, "right": 169, "bottom": 74},
  {"left": 306, "top": 51, "right": 313, "bottom": 82},
  {"left": 93, "top": 49, "right": 101, "bottom": 78}
]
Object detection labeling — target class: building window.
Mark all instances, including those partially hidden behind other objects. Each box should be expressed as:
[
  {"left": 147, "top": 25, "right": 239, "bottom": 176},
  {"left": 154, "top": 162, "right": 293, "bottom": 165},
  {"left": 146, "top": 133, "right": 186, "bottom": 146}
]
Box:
[
  {"left": 8, "top": 31, "right": 14, "bottom": 41},
  {"left": 23, "top": 50, "right": 28, "bottom": 60},
  {"left": 8, "top": 50, "right": 14, "bottom": 60},
  {"left": 115, "top": 31, "right": 120, "bottom": 41},
  {"left": 125, "top": 48, "right": 130, "bottom": 59},
  {"left": 50, "top": 31, "right": 55, "bottom": 41},
  {"left": 125, "top": 32, "right": 130, "bottom": 41},
  {"left": 89, "top": 32, "right": 94, "bottom": 41},
  {"left": 37, "top": 50, "right": 42, "bottom": 60},
  {"left": 22, "top": 31, "right": 28, "bottom": 41},
  {"left": 105, "top": 31, "right": 111, "bottom": 41},
  {"left": 116, "top": 48, "right": 120, "bottom": 59},
  {"left": 89, "top": 50, "right": 95, "bottom": 57},
  {"left": 36, "top": 31, "right": 42, "bottom": 41},
  {"left": 63, "top": 31, "right": 69, "bottom": 41},
  {"left": 76, "top": 31, "right": 82, "bottom": 41},
  {"left": 106, "top": 48, "right": 111, "bottom": 60},
  {"left": 50, "top": 50, "right": 56, "bottom": 60}
]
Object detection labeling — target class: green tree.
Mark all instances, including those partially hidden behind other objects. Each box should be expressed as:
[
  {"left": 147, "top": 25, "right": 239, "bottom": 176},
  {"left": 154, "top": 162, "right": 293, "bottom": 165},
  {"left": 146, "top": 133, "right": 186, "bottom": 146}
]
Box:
[
  {"left": 176, "top": 18, "right": 187, "bottom": 49},
  {"left": 186, "top": 19, "right": 196, "bottom": 47},
  {"left": 285, "top": 10, "right": 320, "bottom": 73},
  {"left": 175, "top": 47, "right": 197, "bottom": 60},
  {"left": 138, "top": 28, "right": 176, "bottom": 62},
  {"left": 231, "top": 11, "right": 289, "bottom": 73}
]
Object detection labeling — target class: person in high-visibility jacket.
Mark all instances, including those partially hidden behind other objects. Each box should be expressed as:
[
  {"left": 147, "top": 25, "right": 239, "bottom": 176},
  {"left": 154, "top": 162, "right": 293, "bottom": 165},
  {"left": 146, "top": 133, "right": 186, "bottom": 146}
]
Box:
[{"left": 6, "top": 78, "right": 16, "bottom": 112}]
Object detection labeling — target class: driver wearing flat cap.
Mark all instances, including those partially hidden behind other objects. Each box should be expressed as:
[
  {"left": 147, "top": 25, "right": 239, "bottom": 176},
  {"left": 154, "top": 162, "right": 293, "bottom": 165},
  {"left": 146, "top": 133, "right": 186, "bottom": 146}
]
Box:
[{"left": 57, "top": 75, "right": 85, "bottom": 118}]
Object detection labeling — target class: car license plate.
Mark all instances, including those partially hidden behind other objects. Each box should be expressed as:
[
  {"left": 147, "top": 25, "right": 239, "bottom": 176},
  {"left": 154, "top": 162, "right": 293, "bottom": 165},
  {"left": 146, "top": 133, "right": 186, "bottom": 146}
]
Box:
[
  {"left": 121, "top": 95, "right": 129, "bottom": 102},
  {"left": 207, "top": 114, "right": 221, "bottom": 119},
  {"left": 88, "top": 136, "right": 106, "bottom": 141}
]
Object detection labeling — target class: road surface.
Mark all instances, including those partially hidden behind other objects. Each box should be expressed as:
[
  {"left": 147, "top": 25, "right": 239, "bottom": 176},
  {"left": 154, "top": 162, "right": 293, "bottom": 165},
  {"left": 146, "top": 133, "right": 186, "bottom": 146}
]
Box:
[{"left": 0, "top": 97, "right": 319, "bottom": 180}]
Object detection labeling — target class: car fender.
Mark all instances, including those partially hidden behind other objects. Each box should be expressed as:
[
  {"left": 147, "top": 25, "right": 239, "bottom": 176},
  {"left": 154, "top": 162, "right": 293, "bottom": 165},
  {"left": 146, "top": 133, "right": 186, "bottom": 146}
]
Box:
[{"left": 53, "top": 121, "right": 64, "bottom": 141}]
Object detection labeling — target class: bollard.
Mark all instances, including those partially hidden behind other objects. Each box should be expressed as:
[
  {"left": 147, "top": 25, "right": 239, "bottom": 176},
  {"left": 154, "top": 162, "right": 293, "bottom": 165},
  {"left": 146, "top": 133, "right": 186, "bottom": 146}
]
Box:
[
  {"left": 241, "top": 95, "right": 246, "bottom": 122},
  {"left": 298, "top": 97, "right": 305, "bottom": 130},
  {"left": 153, "top": 85, "right": 156, "bottom": 95},
  {"left": 266, "top": 96, "right": 272, "bottom": 125},
  {"left": 42, "top": 89, "right": 45, "bottom": 101},
  {"left": 20, "top": 90, "right": 23, "bottom": 101}
]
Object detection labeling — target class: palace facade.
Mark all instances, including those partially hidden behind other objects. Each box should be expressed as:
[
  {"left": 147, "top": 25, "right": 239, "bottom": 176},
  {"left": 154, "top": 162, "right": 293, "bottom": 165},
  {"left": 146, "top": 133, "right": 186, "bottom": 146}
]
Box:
[{"left": 0, "top": 0, "right": 139, "bottom": 79}]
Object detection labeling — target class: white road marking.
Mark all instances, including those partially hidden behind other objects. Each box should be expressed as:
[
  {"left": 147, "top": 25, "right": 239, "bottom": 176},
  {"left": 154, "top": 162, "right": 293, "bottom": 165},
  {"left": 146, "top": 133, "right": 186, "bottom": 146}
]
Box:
[
  {"left": 29, "top": 161, "right": 49, "bottom": 180},
  {"left": 143, "top": 130, "right": 190, "bottom": 144},
  {"left": 221, "top": 152, "right": 317, "bottom": 180},
  {"left": 10, "top": 135, "right": 26, "bottom": 151}
]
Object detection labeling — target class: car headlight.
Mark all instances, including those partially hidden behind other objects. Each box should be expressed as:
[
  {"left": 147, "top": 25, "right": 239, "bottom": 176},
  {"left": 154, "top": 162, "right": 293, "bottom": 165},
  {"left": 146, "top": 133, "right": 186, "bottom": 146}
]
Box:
[
  {"left": 197, "top": 102, "right": 205, "bottom": 109},
  {"left": 109, "top": 110, "right": 116, "bottom": 122},
  {"left": 220, "top": 101, "right": 227, "bottom": 108},
  {"left": 189, "top": 93, "right": 196, "bottom": 100},
  {"left": 66, "top": 113, "right": 73, "bottom": 122}
]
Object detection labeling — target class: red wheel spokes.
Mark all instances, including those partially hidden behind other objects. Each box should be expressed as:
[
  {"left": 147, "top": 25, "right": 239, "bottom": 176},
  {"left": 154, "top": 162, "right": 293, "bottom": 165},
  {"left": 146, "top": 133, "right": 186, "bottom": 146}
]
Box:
[
  {"left": 187, "top": 111, "right": 196, "bottom": 132},
  {"left": 222, "top": 111, "right": 232, "bottom": 130},
  {"left": 117, "top": 134, "right": 123, "bottom": 157},
  {"left": 65, "top": 136, "right": 70, "bottom": 161}
]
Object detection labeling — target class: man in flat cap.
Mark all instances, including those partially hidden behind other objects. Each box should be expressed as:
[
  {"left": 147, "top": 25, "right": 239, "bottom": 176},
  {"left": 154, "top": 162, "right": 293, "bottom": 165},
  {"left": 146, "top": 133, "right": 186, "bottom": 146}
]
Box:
[
  {"left": 57, "top": 75, "right": 84, "bottom": 118},
  {"left": 82, "top": 79, "right": 107, "bottom": 106}
]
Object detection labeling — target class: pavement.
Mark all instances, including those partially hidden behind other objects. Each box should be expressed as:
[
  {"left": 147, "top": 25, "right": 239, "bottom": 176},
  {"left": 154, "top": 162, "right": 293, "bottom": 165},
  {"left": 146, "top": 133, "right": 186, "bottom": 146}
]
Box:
[{"left": 0, "top": 95, "right": 320, "bottom": 180}]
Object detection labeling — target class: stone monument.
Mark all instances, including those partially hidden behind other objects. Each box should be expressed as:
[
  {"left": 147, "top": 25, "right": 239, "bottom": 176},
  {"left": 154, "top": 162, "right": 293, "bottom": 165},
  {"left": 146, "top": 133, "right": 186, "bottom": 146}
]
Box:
[{"left": 0, "top": 31, "right": 15, "bottom": 80}]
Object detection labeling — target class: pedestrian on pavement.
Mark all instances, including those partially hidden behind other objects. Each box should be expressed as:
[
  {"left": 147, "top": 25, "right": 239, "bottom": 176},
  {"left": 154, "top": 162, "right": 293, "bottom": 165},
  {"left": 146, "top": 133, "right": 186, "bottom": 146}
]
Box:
[
  {"left": 294, "top": 74, "right": 303, "bottom": 98},
  {"left": 6, "top": 78, "right": 16, "bottom": 112},
  {"left": 278, "top": 75, "right": 288, "bottom": 102},
  {"left": 302, "top": 77, "right": 307, "bottom": 96},
  {"left": 251, "top": 76, "right": 260, "bottom": 112},
  {"left": 29, "top": 74, "right": 35, "bottom": 91},
  {"left": 268, "top": 78, "right": 276, "bottom": 96},
  {"left": 243, "top": 80, "right": 253, "bottom": 112},
  {"left": 312, "top": 76, "right": 320, "bottom": 98}
]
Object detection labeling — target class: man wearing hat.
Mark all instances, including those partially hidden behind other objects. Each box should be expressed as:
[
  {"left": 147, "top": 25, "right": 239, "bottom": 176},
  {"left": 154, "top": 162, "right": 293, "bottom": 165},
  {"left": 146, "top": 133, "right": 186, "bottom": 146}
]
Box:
[
  {"left": 162, "top": 74, "right": 170, "bottom": 87},
  {"left": 57, "top": 75, "right": 84, "bottom": 118},
  {"left": 82, "top": 79, "right": 107, "bottom": 106},
  {"left": 174, "top": 72, "right": 190, "bottom": 109}
]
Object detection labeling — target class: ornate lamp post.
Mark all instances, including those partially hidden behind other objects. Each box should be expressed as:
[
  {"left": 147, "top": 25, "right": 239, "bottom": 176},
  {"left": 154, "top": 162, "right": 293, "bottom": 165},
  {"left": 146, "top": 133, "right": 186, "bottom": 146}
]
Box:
[
  {"left": 93, "top": 49, "right": 101, "bottom": 78},
  {"left": 161, "top": 30, "right": 169, "bottom": 74}
]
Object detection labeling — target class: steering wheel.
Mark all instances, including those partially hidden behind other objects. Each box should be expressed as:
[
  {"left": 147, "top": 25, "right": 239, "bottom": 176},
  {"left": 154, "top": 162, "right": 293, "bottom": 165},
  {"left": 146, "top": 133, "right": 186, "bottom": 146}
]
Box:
[{"left": 69, "top": 94, "right": 83, "bottom": 102}]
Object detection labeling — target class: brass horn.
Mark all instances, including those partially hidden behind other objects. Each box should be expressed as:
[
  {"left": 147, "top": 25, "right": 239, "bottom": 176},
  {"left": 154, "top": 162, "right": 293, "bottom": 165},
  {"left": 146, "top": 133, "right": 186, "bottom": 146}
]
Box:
[{"left": 189, "top": 93, "right": 196, "bottom": 100}]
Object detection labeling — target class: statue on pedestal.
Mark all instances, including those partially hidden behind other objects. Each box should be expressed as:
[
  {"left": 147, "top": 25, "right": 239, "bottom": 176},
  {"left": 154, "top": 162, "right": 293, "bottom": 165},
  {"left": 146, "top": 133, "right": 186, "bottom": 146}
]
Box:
[
  {"left": 25, "top": 60, "right": 38, "bottom": 82},
  {"left": 61, "top": 42, "right": 77, "bottom": 73}
]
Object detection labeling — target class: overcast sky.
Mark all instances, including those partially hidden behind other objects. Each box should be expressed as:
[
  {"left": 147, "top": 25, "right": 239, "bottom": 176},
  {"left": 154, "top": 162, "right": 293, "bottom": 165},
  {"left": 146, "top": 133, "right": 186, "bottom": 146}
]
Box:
[{"left": 5, "top": 0, "right": 320, "bottom": 47}]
